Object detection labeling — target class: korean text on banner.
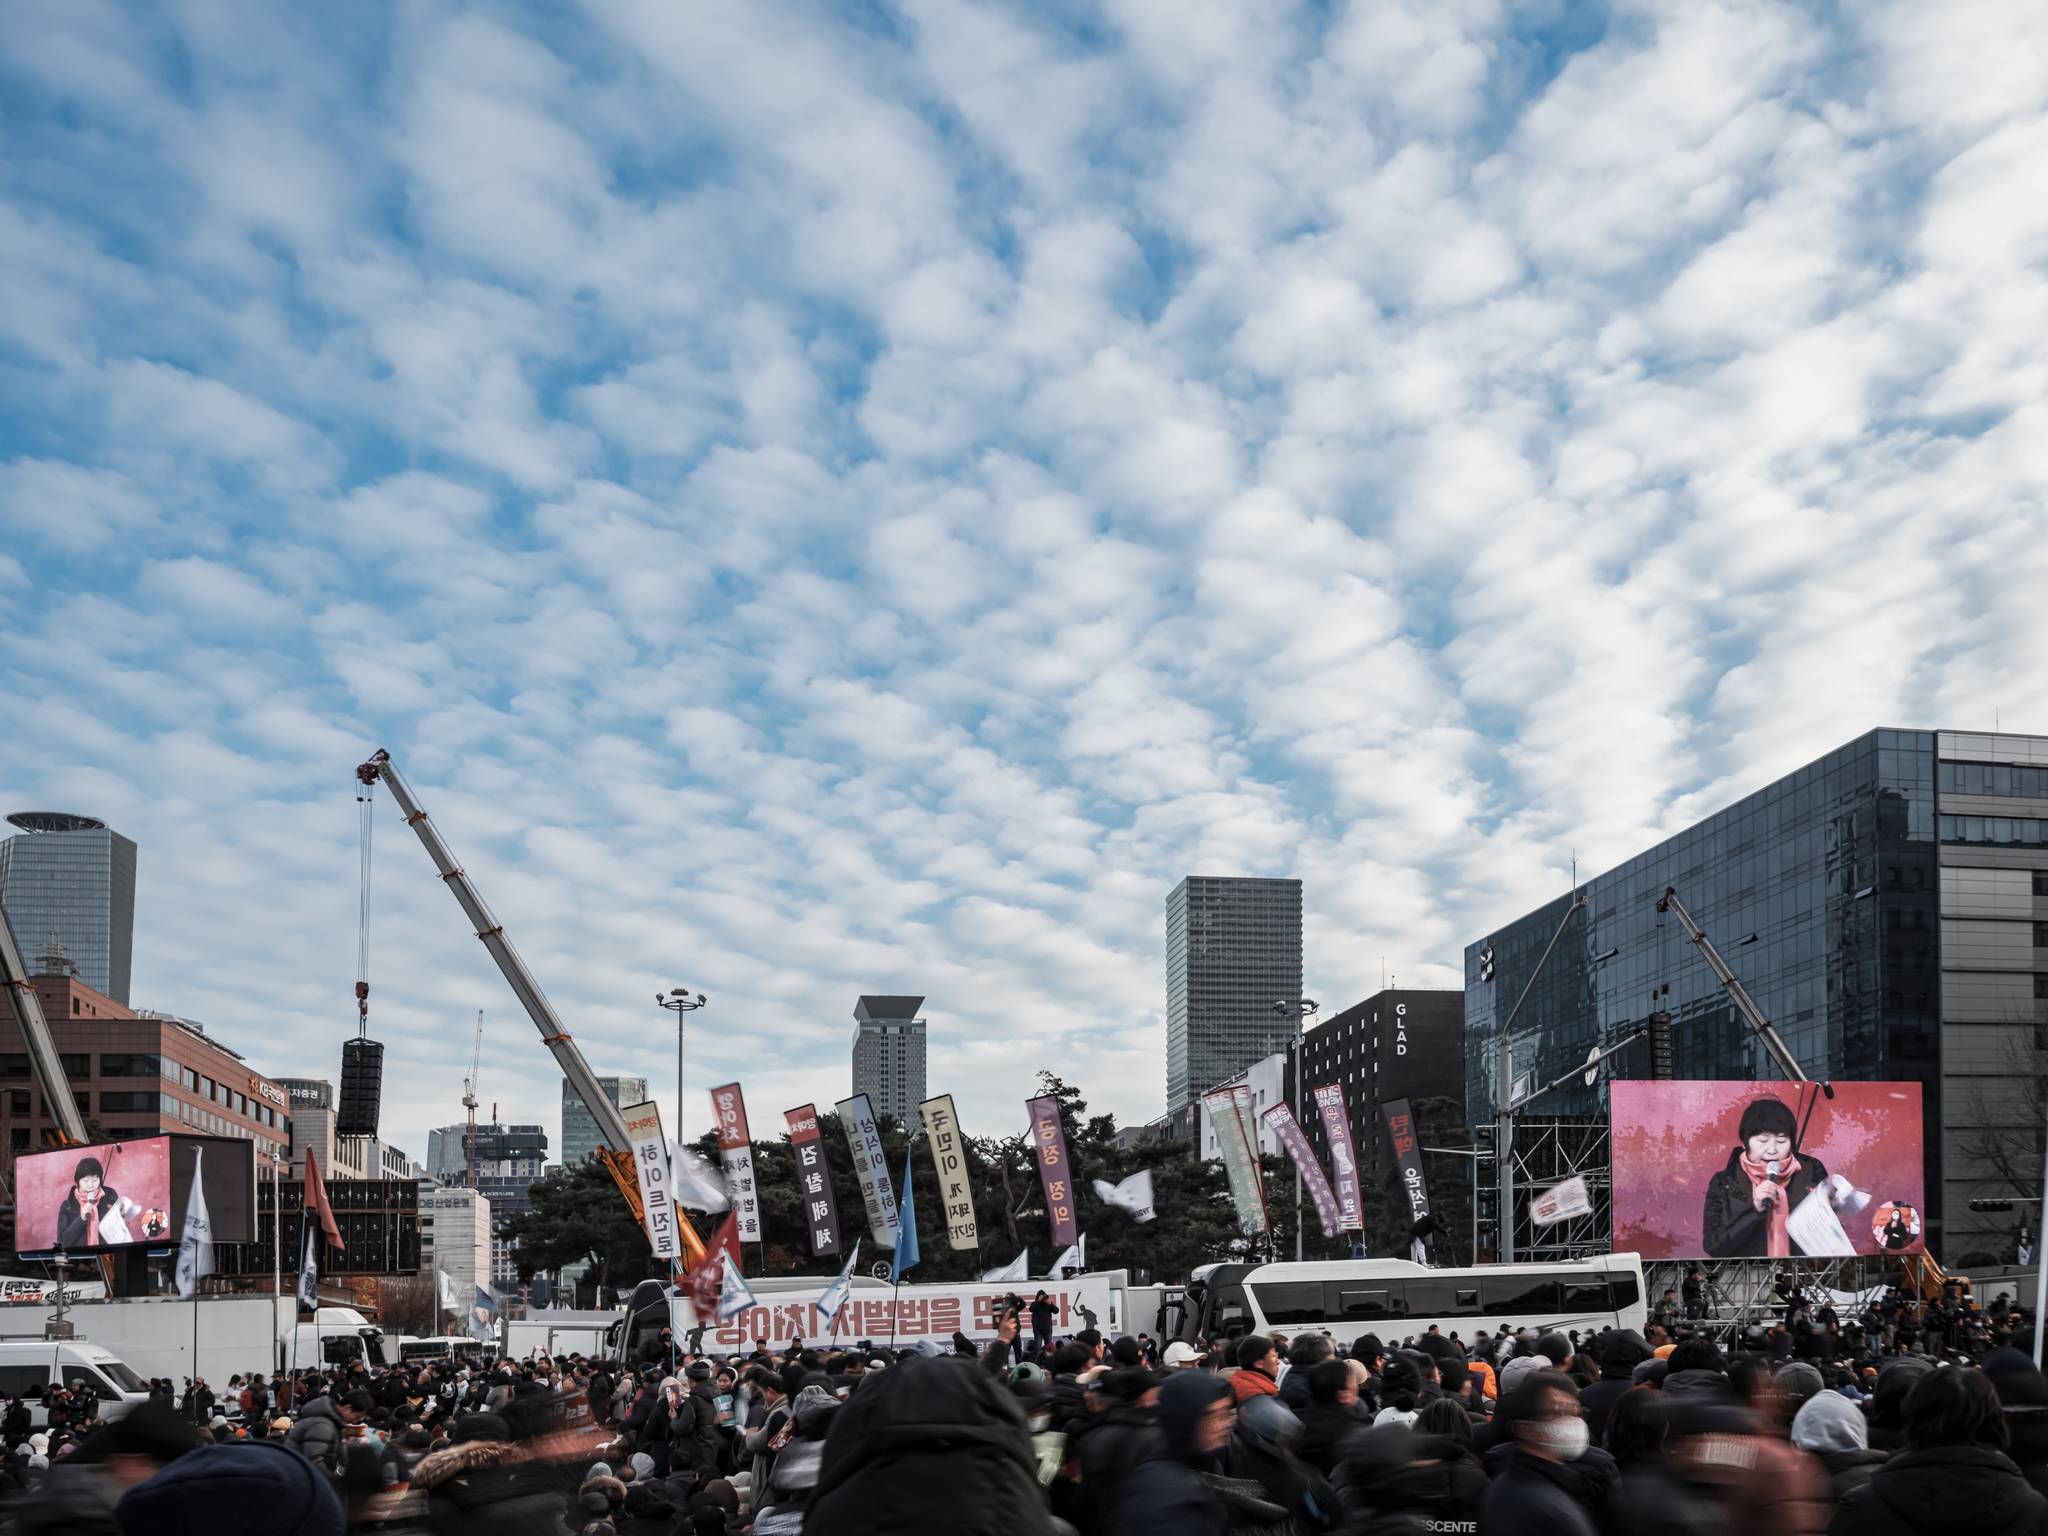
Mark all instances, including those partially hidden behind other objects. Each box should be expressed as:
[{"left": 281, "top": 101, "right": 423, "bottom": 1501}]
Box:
[
  {"left": 918, "top": 1095, "right": 980, "bottom": 1252},
  {"left": 1529, "top": 1174, "right": 1594, "bottom": 1227},
  {"left": 709, "top": 1082, "right": 761, "bottom": 1243},
  {"left": 1379, "top": 1097, "right": 1432, "bottom": 1236},
  {"left": 1202, "top": 1088, "right": 1269, "bottom": 1236},
  {"left": 785, "top": 1104, "right": 843, "bottom": 1258},
  {"left": 1262, "top": 1101, "right": 1341, "bottom": 1239},
  {"left": 1025, "top": 1094, "right": 1080, "bottom": 1248},
  {"left": 834, "top": 1094, "right": 900, "bottom": 1247},
  {"left": 1314, "top": 1083, "right": 1364, "bottom": 1231},
  {"left": 622, "top": 1101, "right": 680, "bottom": 1262}
]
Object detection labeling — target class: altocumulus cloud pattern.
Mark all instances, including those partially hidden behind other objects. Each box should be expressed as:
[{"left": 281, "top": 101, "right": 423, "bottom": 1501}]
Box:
[{"left": 1, "top": 1, "right": 2045, "bottom": 1150}]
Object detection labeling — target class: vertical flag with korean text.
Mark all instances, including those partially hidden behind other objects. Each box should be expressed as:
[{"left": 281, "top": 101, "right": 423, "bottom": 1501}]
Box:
[
  {"left": 1379, "top": 1096, "right": 1433, "bottom": 1243},
  {"left": 785, "top": 1104, "right": 843, "bottom": 1258},
  {"left": 1314, "top": 1083, "right": 1364, "bottom": 1231},
  {"left": 709, "top": 1083, "right": 761, "bottom": 1242},
  {"left": 1262, "top": 1100, "right": 1343, "bottom": 1238},
  {"left": 1202, "top": 1087, "right": 1269, "bottom": 1236},
  {"left": 834, "top": 1094, "right": 900, "bottom": 1248},
  {"left": 621, "top": 1101, "right": 680, "bottom": 1263},
  {"left": 1025, "top": 1093, "right": 1080, "bottom": 1248},
  {"left": 918, "top": 1095, "right": 979, "bottom": 1252}
]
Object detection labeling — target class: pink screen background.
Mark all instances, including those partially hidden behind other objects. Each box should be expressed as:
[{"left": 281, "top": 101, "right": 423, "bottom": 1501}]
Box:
[
  {"left": 1610, "top": 1080, "right": 1925, "bottom": 1260},
  {"left": 14, "top": 1138, "right": 173, "bottom": 1252}
]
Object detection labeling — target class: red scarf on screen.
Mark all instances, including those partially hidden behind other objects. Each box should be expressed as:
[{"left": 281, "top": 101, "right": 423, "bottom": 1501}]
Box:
[{"left": 1739, "top": 1152, "right": 1801, "bottom": 1257}]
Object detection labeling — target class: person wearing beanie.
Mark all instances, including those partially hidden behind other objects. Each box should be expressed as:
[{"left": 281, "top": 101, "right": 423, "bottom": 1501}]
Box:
[
  {"left": 1772, "top": 1360, "right": 1826, "bottom": 1425},
  {"left": 115, "top": 1439, "right": 343, "bottom": 1536},
  {"left": 1790, "top": 1388, "right": 1887, "bottom": 1504}
]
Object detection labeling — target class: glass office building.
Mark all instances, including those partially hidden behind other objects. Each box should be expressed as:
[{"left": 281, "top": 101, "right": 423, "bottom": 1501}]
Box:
[
  {"left": 1465, "top": 728, "right": 2048, "bottom": 1263},
  {"left": 1166, "top": 876, "right": 1304, "bottom": 1112},
  {"left": 0, "top": 812, "right": 138, "bottom": 1004}
]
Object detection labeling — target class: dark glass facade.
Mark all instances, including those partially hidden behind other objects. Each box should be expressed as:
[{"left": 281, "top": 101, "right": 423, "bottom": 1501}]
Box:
[
  {"left": 1166, "top": 876, "right": 1303, "bottom": 1112},
  {"left": 1465, "top": 730, "right": 1943, "bottom": 1242}
]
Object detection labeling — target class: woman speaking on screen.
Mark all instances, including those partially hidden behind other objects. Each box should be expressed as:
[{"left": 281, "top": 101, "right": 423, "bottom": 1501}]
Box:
[{"left": 1701, "top": 1096, "right": 1833, "bottom": 1258}]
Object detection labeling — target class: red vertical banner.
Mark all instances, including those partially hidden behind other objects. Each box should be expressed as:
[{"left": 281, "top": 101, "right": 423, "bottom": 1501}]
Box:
[
  {"left": 1026, "top": 1094, "right": 1080, "bottom": 1247},
  {"left": 784, "top": 1104, "right": 842, "bottom": 1258},
  {"left": 710, "top": 1083, "right": 761, "bottom": 1242}
]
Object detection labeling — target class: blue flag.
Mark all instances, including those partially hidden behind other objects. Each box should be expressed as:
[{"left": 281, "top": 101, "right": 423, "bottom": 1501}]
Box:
[{"left": 893, "top": 1144, "right": 919, "bottom": 1278}]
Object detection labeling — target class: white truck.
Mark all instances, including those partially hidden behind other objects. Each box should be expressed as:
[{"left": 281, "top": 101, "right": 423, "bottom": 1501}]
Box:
[
  {"left": 499, "top": 1310, "right": 622, "bottom": 1361},
  {"left": 0, "top": 1297, "right": 400, "bottom": 1387}
]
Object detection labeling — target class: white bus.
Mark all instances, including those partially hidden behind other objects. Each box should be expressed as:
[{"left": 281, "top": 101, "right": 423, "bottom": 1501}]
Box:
[
  {"left": 1178, "top": 1254, "right": 1647, "bottom": 1348},
  {"left": 398, "top": 1336, "right": 488, "bottom": 1366}
]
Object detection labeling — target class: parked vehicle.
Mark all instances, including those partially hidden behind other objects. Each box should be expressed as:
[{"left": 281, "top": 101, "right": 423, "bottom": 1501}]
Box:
[{"left": 0, "top": 1338, "right": 152, "bottom": 1427}]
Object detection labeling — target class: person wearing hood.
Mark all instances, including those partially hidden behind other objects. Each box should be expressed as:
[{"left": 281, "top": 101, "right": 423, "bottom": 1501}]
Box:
[
  {"left": 1867, "top": 1358, "right": 1935, "bottom": 1454},
  {"left": 1702, "top": 1096, "right": 1836, "bottom": 1258},
  {"left": 1831, "top": 1366, "right": 2048, "bottom": 1536},
  {"left": 1981, "top": 1349, "right": 2048, "bottom": 1498},
  {"left": 1481, "top": 1371, "right": 1614, "bottom": 1536},
  {"left": 1581, "top": 1331, "right": 1651, "bottom": 1447},
  {"left": 1233, "top": 1395, "right": 1338, "bottom": 1534},
  {"left": 1791, "top": 1390, "right": 1888, "bottom": 1504},
  {"left": 1116, "top": 1372, "right": 1284, "bottom": 1536},
  {"left": 1298, "top": 1359, "right": 1369, "bottom": 1477},
  {"left": 806, "top": 1358, "right": 1052, "bottom": 1536}
]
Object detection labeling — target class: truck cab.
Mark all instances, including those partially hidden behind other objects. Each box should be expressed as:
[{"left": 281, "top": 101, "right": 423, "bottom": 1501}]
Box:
[{"left": 289, "top": 1307, "right": 401, "bottom": 1371}]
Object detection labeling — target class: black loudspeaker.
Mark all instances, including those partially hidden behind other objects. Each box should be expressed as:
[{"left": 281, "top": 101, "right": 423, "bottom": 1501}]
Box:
[
  {"left": 1647, "top": 1011, "right": 1675, "bottom": 1080},
  {"left": 337, "top": 1037, "right": 384, "bottom": 1138}
]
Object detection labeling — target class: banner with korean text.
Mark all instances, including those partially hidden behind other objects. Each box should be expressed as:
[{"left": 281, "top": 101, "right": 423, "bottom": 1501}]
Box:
[
  {"left": 834, "top": 1093, "right": 900, "bottom": 1248},
  {"left": 1025, "top": 1094, "right": 1080, "bottom": 1248},
  {"left": 1202, "top": 1087, "right": 1268, "bottom": 1236},
  {"left": 1314, "top": 1082, "right": 1364, "bottom": 1232},
  {"left": 709, "top": 1083, "right": 761, "bottom": 1242},
  {"left": 784, "top": 1104, "right": 843, "bottom": 1258},
  {"left": 681, "top": 1273, "right": 1117, "bottom": 1350},
  {"left": 621, "top": 1101, "right": 680, "bottom": 1262},
  {"left": 1379, "top": 1097, "right": 1432, "bottom": 1238},
  {"left": 918, "top": 1095, "right": 980, "bottom": 1251},
  {"left": 1262, "top": 1100, "right": 1342, "bottom": 1238}
]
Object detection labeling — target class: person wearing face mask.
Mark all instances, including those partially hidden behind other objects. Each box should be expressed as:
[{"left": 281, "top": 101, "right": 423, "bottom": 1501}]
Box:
[
  {"left": 1702, "top": 1097, "right": 1835, "bottom": 1258},
  {"left": 1480, "top": 1370, "right": 1615, "bottom": 1536}
]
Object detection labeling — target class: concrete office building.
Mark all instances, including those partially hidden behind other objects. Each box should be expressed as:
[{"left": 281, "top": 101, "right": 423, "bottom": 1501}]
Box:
[
  {"left": 560, "top": 1075, "right": 646, "bottom": 1167},
  {"left": 420, "top": 1184, "right": 491, "bottom": 1302},
  {"left": 1, "top": 812, "right": 138, "bottom": 1004},
  {"left": 1465, "top": 727, "right": 2048, "bottom": 1265},
  {"left": 851, "top": 996, "right": 927, "bottom": 1125},
  {"left": 1166, "top": 877, "right": 1303, "bottom": 1113},
  {"left": 277, "top": 1077, "right": 368, "bottom": 1180}
]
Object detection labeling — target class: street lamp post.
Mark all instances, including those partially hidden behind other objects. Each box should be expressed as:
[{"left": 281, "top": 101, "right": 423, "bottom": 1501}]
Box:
[
  {"left": 655, "top": 988, "right": 709, "bottom": 1150},
  {"left": 1273, "top": 998, "right": 1319, "bottom": 1262}
]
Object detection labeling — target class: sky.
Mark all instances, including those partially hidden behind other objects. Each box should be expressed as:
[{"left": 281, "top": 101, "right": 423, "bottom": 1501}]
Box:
[{"left": 2, "top": 0, "right": 2046, "bottom": 1165}]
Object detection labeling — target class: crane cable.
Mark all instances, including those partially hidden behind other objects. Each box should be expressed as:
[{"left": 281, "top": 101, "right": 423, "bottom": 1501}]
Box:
[{"left": 355, "top": 773, "right": 374, "bottom": 1038}]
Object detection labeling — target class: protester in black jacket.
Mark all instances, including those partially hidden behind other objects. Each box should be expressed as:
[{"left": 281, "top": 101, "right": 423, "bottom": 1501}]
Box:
[
  {"left": 806, "top": 1357, "right": 1054, "bottom": 1536},
  {"left": 1298, "top": 1360, "right": 1368, "bottom": 1477},
  {"left": 1984, "top": 1349, "right": 2048, "bottom": 1501},
  {"left": 682, "top": 1363, "right": 723, "bottom": 1482},
  {"left": 1831, "top": 1367, "right": 2048, "bottom": 1536},
  {"left": 1479, "top": 1371, "right": 1615, "bottom": 1536}
]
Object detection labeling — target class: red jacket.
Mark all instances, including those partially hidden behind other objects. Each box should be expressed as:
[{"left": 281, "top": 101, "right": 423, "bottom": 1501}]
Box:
[{"left": 1229, "top": 1366, "right": 1280, "bottom": 1404}]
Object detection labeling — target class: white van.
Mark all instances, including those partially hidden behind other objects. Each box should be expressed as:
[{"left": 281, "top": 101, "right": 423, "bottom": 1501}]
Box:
[{"left": 0, "top": 1339, "right": 153, "bottom": 1427}]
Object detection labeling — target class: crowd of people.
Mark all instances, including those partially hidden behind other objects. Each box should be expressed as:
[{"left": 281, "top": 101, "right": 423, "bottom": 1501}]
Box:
[{"left": 0, "top": 1276, "right": 2041, "bottom": 1536}]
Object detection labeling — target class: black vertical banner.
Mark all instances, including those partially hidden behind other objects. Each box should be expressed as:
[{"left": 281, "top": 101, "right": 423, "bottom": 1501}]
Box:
[
  {"left": 785, "top": 1104, "right": 842, "bottom": 1258},
  {"left": 1379, "top": 1097, "right": 1432, "bottom": 1239}
]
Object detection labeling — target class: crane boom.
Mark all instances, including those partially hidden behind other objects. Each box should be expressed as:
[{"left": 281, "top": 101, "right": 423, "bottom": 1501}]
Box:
[
  {"left": 356, "top": 748, "right": 705, "bottom": 1267},
  {"left": 1656, "top": 885, "right": 1808, "bottom": 1082},
  {"left": 0, "top": 900, "right": 91, "bottom": 1148}
]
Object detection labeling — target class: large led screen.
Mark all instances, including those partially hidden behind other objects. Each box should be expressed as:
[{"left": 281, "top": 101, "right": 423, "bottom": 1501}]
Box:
[
  {"left": 15, "top": 1136, "right": 174, "bottom": 1253},
  {"left": 1610, "top": 1080, "right": 1925, "bottom": 1260}
]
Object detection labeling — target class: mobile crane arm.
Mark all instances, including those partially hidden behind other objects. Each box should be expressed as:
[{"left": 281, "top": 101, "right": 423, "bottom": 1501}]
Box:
[
  {"left": 356, "top": 749, "right": 706, "bottom": 1267},
  {"left": 1655, "top": 885, "right": 1808, "bottom": 1082},
  {"left": 0, "top": 901, "right": 92, "bottom": 1148}
]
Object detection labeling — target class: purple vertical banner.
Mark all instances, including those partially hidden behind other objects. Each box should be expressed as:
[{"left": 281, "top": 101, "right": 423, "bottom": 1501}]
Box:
[
  {"left": 785, "top": 1105, "right": 842, "bottom": 1258},
  {"left": 1314, "top": 1082, "right": 1363, "bottom": 1231},
  {"left": 1025, "top": 1094, "right": 1080, "bottom": 1248},
  {"left": 1262, "top": 1101, "right": 1342, "bottom": 1239}
]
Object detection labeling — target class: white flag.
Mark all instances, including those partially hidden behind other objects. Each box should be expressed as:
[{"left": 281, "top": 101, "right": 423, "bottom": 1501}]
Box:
[
  {"left": 436, "top": 1269, "right": 460, "bottom": 1316},
  {"left": 1093, "top": 1171, "right": 1156, "bottom": 1223},
  {"left": 717, "top": 1253, "right": 759, "bottom": 1323},
  {"left": 1046, "top": 1242, "right": 1081, "bottom": 1278},
  {"left": 174, "top": 1149, "right": 214, "bottom": 1299},
  {"left": 818, "top": 1239, "right": 861, "bottom": 1328},
  {"left": 1529, "top": 1175, "right": 1594, "bottom": 1227},
  {"left": 980, "top": 1248, "right": 1030, "bottom": 1283},
  {"left": 666, "top": 1141, "right": 731, "bottom": 1213},
  {"left": 296, "top": 1229, "right": 318, "bottom": 1310}
]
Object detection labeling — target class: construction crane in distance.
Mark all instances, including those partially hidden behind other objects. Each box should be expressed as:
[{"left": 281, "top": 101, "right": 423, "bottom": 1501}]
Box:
[
  {"left": 463, "top": 1010, "right": 482, "bottom": 1191},
  {"left": 354, "top": 749, "right": 708, "bottom": 1270}
]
